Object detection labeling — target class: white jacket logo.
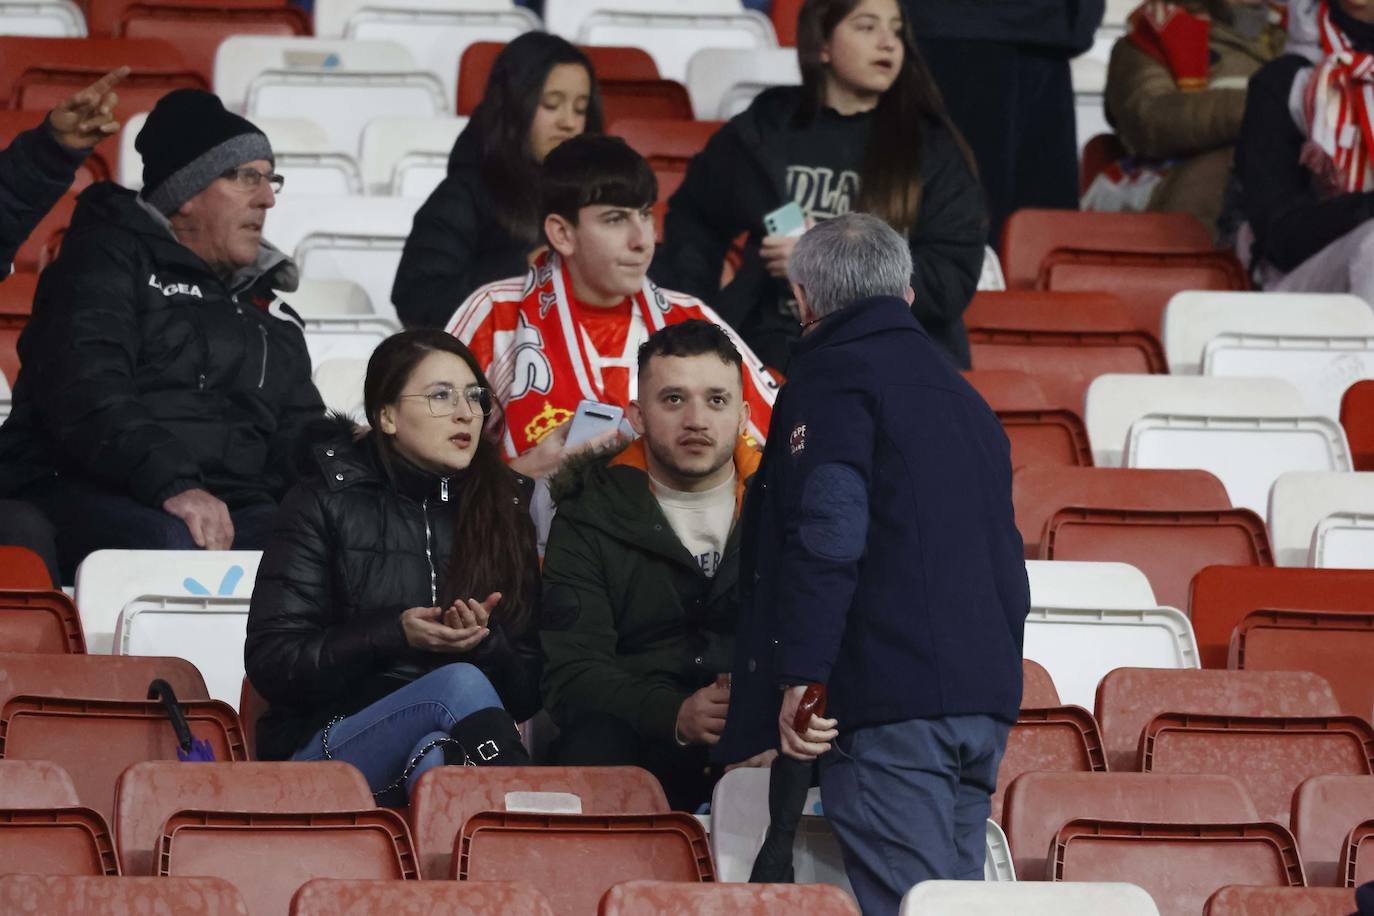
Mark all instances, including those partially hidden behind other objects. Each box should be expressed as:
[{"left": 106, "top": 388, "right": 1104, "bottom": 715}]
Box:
[{"left": 147, "top": 273, "right": 202, "bottom": 299}]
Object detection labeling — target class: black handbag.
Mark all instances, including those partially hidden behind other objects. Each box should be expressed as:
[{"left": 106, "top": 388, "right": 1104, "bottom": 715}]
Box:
[{"left": 148, "top": 679, "right": 215, "bottom": 762}]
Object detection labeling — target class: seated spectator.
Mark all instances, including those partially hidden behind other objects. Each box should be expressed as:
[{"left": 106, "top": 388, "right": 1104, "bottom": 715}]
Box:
[
  {"left": 1089, "top": 0, "right": 1283, "bottom": 236},
  {"left": 658, "top": 0, "right": 987, "bottom": 371},
  {"left": 1238, "top": 0, "right": 1374, "bottom": 300},
  {"left": 393, "top": 34, "right": 601, "bottom": 328},
  {"left": 540, "top": 320, "right": 770, "bottom": 811},
  {"left": 246, "top": 330, "right": 538, "bottom": 803},
  {"left": 0, "top": 89, "right": 323, "bottom": 580},
  {"left": 446, "top": 134, "right": 777, "bottom": 479}
]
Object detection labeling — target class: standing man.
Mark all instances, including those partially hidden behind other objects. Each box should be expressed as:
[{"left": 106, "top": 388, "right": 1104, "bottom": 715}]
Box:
[{"left": 716, "top": 214, "right": 1028, "bottom": 914}]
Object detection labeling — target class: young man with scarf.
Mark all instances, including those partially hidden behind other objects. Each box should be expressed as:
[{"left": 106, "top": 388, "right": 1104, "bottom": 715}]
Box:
[
  {"left": 444, "top": 135, "right": 777, "bottom": 479},
  {"left": 1237, "top": 0, "right": 1374, "bottom": 299}
]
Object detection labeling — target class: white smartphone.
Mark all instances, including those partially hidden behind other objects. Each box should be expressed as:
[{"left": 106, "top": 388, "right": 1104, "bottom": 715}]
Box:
[
  {"left": 566, "top": 400, "right": 625, "bottom": 448},
  {"left": 763, "top": 201, "right": 807, "bottom": 238}
]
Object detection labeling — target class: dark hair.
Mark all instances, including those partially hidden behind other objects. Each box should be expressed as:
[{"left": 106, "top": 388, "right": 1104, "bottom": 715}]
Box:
[
  {"left": 469, "top": 33, "right": 605, "bottom": 246},
  {"left": 636, "top": 319, "right": 744, "bottom": 385},
  {"left": 795, "top": 0, "right": 975, "bottom": 233},
  {"left": 541, "top": 134, "right": 658, "bottom": 234},
  {"left": 363, "top": 330, "right": 536, "bottom": 634}
]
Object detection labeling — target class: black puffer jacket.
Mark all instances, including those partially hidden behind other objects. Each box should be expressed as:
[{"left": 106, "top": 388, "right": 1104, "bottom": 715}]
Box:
[
  {"left": 390, "top": 127, "right": 534, "bottom": 328},
  {"left": 0, "top": 122, "right": 87, "bottom": 275},
  {"left": 245, "top": 432, "right": 542, "bottom": 761},
  {"left": 0, "top": 182, "right": 323, "bottom": 508}
]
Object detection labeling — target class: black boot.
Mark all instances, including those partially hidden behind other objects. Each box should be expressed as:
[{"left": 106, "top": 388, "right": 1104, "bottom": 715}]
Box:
[{"left": 443, "top": 706, "right": 531, "bottom": 767}]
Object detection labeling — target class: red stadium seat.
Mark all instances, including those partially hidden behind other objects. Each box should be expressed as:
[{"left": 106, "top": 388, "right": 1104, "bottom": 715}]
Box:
[
  {"left": 1294, "top": 775, "right": 1374, "bottom": 886},
  {"left": 293, "top": 878, "right": 554, "bottom": 915},
  {"left": 120, "top": 5, "right": 311, "bottom": 87},
  {"left": 237, "top": 676, "right": 267, "bottom": 760},
  {"left": 114, "top": 760, "right": 374, "bottom": 875},
  {"left": 1205, "top": 885, "right": 1358, "bottom": 916},
  {"left": 770, "top": 0, "right": 802, "bottom": 46},
  {"left": 1023, "top": 658, "right": 1060, "bottom": 708},
  {"left": 1041, "top": 507, "right": 1272, "bottom": 612},
  {"left": 1013, "top": 466, "right": 1231, "bottom": 559},
  {"left": 85, "top": 0, "right": 296, "bottom": 38},
  {"left": 1002, "top": 771, "right": 1258, "bottom": 881},
  {"left": 1050, "top": 819, "right": 1304, "bottom": 914},
  {"left": 962, "top": 370, "right": 1094, "bottom": 469},
  {"left": 0, "top": 589, "right": 85, "bottom": 653},
  {"left": 609, "top": 117, "right": 722, "bottom": 241},
  {"left": 0, "top": 38, "right": 204, "bottom": 112},
  {"left": 0, "top": 807, "right": 120, "bottom": 877},
  {"left": 456, "top": 42, "right": 659, "bottom": 116},
  {"left": 0, "top": 875, "right": 249, "bottom": 914},
  {"left": 1079, "top": 133, "right": 1127, "bottom": 194},
  {"left": 0, "top": 759, "right": 79, "bottom": 807},
  {"left": 599, "top": 880, "right": 861, "bottom": 915},
  {"left": 1189, "top": 567, "right": 1374, "bottom": 669},
  {"left": 455, "top": 811, "right": 712, "bottom": 912},
  {"left": 410, "top": 765, "right": 669, "bottom": 879},
  {"left": 11, "top": 192, "right": 74, "bottom": 274},
  {"left": 600, "top": 79, "right": 694, "bottom": 124},
  {"left": 1342, "top": 380, "right": 1374, "bottom": 471},
  {"left": 0, "top": 546, "right": 52, "bottom": 590},
  {"left": 159, "top": 809, "right": 417, "bottom": 914},
  {"left": 990, "top": 705, "right": 1108, "bottom": 824},
  {"left": 0, "top": 651, "right": 208, "bottom": 708},
  {"left": 1095, "top": 668, "right": 1342, "bottom": 773},
  {"left": 0, "top": 110, "right": 110, "bottom": 191},
  {"left": 1344, "top": 819, "right": 1374, "bottom": 886},
  {"left": 1000, "top": 209, "right": 1214, "bottom": 290},
  {"left": 1230, "top": 609, "right": 1374, "bottom": 723}
]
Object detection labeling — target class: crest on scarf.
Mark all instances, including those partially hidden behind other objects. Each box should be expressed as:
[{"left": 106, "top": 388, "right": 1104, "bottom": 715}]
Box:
[{"left": 525, "top": 401, "right": 575, "bottom": 445}]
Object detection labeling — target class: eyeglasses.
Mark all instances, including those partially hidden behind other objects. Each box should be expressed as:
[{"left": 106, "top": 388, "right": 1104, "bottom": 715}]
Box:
[
  {"left": 221, "top": 167, "right": 285, "bottom": 194},
  {"left": 399, "top": 385, "right": 494, "bottom": 418}
]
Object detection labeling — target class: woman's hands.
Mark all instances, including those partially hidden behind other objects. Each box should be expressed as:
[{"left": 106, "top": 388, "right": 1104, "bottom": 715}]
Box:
[{"left": 400, "top": 592, "right": 502, "bottom": 653}]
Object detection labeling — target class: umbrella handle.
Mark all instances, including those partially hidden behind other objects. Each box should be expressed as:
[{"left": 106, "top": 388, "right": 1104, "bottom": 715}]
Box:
[{"left": 792, "top": 683, "right": 827, "bottom": 733}]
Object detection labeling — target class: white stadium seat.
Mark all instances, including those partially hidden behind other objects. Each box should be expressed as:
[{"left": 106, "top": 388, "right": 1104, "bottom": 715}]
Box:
[
  {"left": 302, "top": 315, "right": 401, "bottom": 367},
  {"left": 1266, "top": 471, "right": 1374, "bottom": 566},
  {"left": 1070, "top": 55, "right": 1108, "bottom": 153},
  {"left": 314, "top": 0, "right": 524, "bottom": 38},
  {"left": 1203, "top": 333, "right": 1374, "bottom": 421},
  {"left": 360, "top": 115, "right": 467, "bottom": 196},
  {"left": 978, "top": 246, "right": 1006, "bottom": 292},
  {"left": 275, "top": 277, "right": 375, "bottom": 318},
  {"left": 0, "top": 0, "right": 83, "bottom": 36},
  {"left": 577, "top": 10, "right": 776, "bottom": 84},
  {"left": 685, "top": 46, "right": 798, "bottom": 120},
  {"left": 901, "top": 882, "right": 1161, "bottom": 916},
  {"left": 113, "top": 595, "right": 250, "bottom": 705},
  {"left": 215, "top": 36, "right": 418, "bottom": 114},
  {"left": 1311, "top": 511, "right": 1374, "bottom": 568},
  {"left": 312, "top": 357, "right": 368, "bottom": 419},
  {"left": 544, "top": 0, "right": 740, "bottom": 40},
  {"left": 1024, "top": 560, "right": 1158, "bottom": 611}
]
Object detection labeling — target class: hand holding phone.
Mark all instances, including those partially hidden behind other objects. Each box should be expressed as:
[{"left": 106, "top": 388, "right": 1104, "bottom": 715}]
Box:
[{"left": 566, "top": 400, "right": 624, "bottom": 449}]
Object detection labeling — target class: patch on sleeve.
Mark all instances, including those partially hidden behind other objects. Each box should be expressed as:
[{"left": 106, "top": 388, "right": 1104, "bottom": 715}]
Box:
[
  {"left": 789, "top": 422, "right": 807, "bottom": 456},
  {"left": 798, "top": 463, "right": 869, "bottom": 562},
  {"left": 540, "top": 582, "right": 582, "bottom": 632}
]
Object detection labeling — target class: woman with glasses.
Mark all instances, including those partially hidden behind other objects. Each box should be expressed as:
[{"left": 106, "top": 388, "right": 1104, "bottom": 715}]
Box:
[{"left": 246, "top": 329, "right": 540, "bottom": 803}]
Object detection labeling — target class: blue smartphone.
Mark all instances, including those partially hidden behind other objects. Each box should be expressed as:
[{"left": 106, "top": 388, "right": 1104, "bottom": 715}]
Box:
[{"left": 764, "top": 201, "right": 807, "bottom": 238}]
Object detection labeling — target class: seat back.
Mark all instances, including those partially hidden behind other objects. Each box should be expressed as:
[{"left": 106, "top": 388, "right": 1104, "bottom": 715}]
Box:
[
  {"left": 1267, "top": 471, "right": 1374, "bottom": 566},
  {"left": 121, "top": 5, "right": 309, "bottom": 86},
  {"left": 303, "top": 315, "right": 401, "bottom": 367},
  {"left": 1204, "top": 885, "right": 1358, "bottom": 916},
  {"left": 0, "top": 759, "right": 78, "bottom": 806},
  {"left": 0, "top": 0, "right": 85, "bottom": 37},
  {"left": 1023, "top": 659, "right": 1060, "bottom": 707},
  {"left": 1294, "top": 775, "right": 1374, "bottom": 887},
  {"left": 0, "top": 875, "right": 249, "bottom": 914},
  {"left": 991, "top": 706, "right": 1108, "bottom": 824},
  {"left": 296, "top": 234, "right": 411, "bottom": 326},
  {"left": 1345, "top": 820, "right": 1374, "bottom": 886},
  {"left": 86, "top": 0, "right": 289, "bottom": 36},
  {"left": 600, "top": 77, "right": 694, "bottom": 122},
  {"left": 213, "top": 35, "right": 415, "bottom": 113},
  {"left": 1230, "top": 610, "right": 1374, "bottom": 724},
  {"left": 1095, "top": 668, "right": 1342, "bottom": 772},
  {"left": 962, "top": 369, "right": 1093, "bottom": 469},
  {"left": 601, "top": 880, "right": 860, "bottom": 915},
  {"left": 1312, "top": 512, "right": 1374, "bottom": 567},
  {"left": 575, "top": 11, "right": 776, "bottom": 83},
  {"left": 410, "top": 765, "right": 669, "bottom": 879},
  {"left": 119, "top": 111, "right": 339, "bottom": 190},
  {"left": 0, "top": 36, "right": 197, "bottom": 109},
  {"left": 1024, "top": 559, "right": 1157, "bottom": 610},
  {"left": 293, "top": 878, "right": 554, "bottom": 915},
  {"left": 313, "top": 0, "right": 512, "bottom": 38},
  {"left": 1205, "top": 334, "right": 1374, "bottom": 420},
  {"left": 312, "top": 357, "right": 368, "bottom": 418},
  {"left": 0, "top": 589, "right": 84, "bottom": 653},
  {"left": 683, "top": 45, "right": 799, "bottom": 119},
  {"left": 358, "top": 115, "right": 466, "bottom": 195},
  {"left": 1000, "top": 209, "right": 1213, "bottom": 290},
  {"left": 12, "top": 191, "right": 75, "bottom": 273},
  {"left": 0, "top": 110, "right": 107, "bottom": 191},
  {"left": 0, "top": 807, "right": 119, "bottom": 876},
  {"left": 1002, "top": 771, "right": 1258, "bottom": 880},
  {"left": 456, "top": 41, "right": 658, "bottom": 115},
  {"left": 543, "top": 0, "right": 741, "bottom": 39},
  {"left": 1343, "top": 380, "right": 1374, "bottom": 471},
  {"left": 277, "top": 277, "right": 374, "bottom": 318},
  {"left": 115, "top": 760, "right": 374, "bottom": 875},
  {"left": 0, "top": 651, "right": 208, "bottom": 709},
  {"left": 114, "top": 595, "right": 248, "bottom": 705},
  {"left": 901, "top": 880, "right": 1161, "bottom": 915}
]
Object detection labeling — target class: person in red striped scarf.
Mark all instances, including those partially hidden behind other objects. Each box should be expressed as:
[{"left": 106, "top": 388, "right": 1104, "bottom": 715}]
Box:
[
  {"left": 444, "top": 135, "right": 778, "bottom": 479},
  {"left": 1237, "top": 0, "right": 1374, "bottom": 301}
]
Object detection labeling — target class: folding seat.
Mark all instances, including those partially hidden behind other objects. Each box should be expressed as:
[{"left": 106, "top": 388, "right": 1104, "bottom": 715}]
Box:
[
  {"left": 85, "top": 0, "right": 292, "bottom": 36},
  {"left": 770, "top": 0, "right": 800, "bottom": 46},
  {"left": 0, "top": 807, "right": 120, "bottom": 876},
  {"left": 359, "top": 115, "right": 467, "bottom": 196},
  {"left": 1013, "top": 466, "right": 1230, "bottom": 559},
  {"left": 544, "top": 0, "right": 742, "bottom": 42},
  {"left": 0, "top": 110, "right": 108, "bottom": 189},
  {"left": 294, "top": 878, "right": 554, "bottom": 915},
  {"left": 0, "top": 589, "right": 84, "bottom": 653},
  {"left": 112, "top": 594, "right": 248, "bottom": 706},
  {"left": 0, "top": 759, "right": 78, "bottom": 807},
  {"left": 576, "top": 11, "right": 776, "bottom": 84},
  {"left": 277, "top": 277, "right": 374, "bottom": 318},
  {"left": 610, "top": 117, "right": 722, "bottom": 238},
  {"left": 0, "top": 874, "right": 249, "bottom": 915},
  {"left": 990, "top": 705, "right": 1108, "bottom": 824},
  {"left": 1024, "top": 559, "right": 1157, "bottom": 611},
  {"left": 303, "top": 316, "right": 400, "bottom": 368},
  {"left": 1188, "top": 566, "right": 1374, "bottom": 668},
  {"left": 1207, "top": 334, "right": 1374, "bottom": 421},
  {"left": 684, "top": 46, "right": 799, "bottom": 119},
  {"left": 1071, "top": 56, "right": 1108, "bottom": 154},
  {"left": 1343, "top": 380, "right": 1374, "bottom": 471},
  {"left": 600, "top": 77, "right": 694, "bottom": 123},
  {"left": 1002, "top": 771, "right": 1258, "bottom": 880},
  {"left": 1346, "top": 821, "right": 1374, "bottom": 885},
  {"left": 313, "top": 357, "right": 367, "bottom": 418},
  {"left": 114, "top": 760, "right": 373, "bottom": 875},
  {"left": 962, "top": 370, "right": 1094, "bottom": 469},
  {"left": 73, "top": 548, "right": 262, "bottom": 655},
  {"left": 409, "top": 765, "right": 669, "bottom": 879},
  {"left": 11, "top": 190, "right": 74, "bottom": 273},
  {"left": 600, "top": 880, "right": 861, "bottom": 916},
  {"left": 1267, "top": 471, "right": 1374, "bottom": 566},
  {"left": 1231, "top": 609, "right": 1374, "bottom": 722},
  {"left": 120, "top": 5, "right": 310, "bottom": 87},
  {"left": 456, "top": 41, "right": 659, "bottom": 116},
  {"left": 0, "top": 0, "right": 85, "bottom": 37},
  {"left": 1094, "top": 668, "right": 1342, "bottom": 772},
  {"left": 1079, "top": 132, "right": 1127, "bottom": 193},
  {"left": 0, "top": 651, "right": 207, "bottom": 708},
  {"left": 1311, "top": 511, "right": 1374, "bottom": 567},
  {"left": 1023, "top": 658, "right": 1060, "bottom": 708},
  {"left": 1293, "top": 775, "right": 1374, "bottom": 886},
  {"left": 979, "top": 246, "right": 1006, "bottom": 291},
  {"left": 1204, "top": 885, "right": 1358, "bottom": 916},
  {"left": 901, "top": 881, "right": 1161, "bottom": 916}
]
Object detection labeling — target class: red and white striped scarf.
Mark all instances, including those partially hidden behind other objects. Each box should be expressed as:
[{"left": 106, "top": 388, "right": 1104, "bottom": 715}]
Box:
[{"left": 1304, "top": 2, "right": 1374, "bottom": 191}]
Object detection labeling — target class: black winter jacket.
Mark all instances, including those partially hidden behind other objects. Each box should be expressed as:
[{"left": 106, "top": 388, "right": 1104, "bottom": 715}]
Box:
[
  {"left": 0, "top": 182, "right": 323, "bottom": 508},
  {"left": 0, "top": 122, "right": 87, "bottom": 276},
  {"left": 902, "top": 0, "right": 1104, "bottom": 53},
  {"left": 656, "top": 87, "right": 987, "bottom": 371},
  {"left": 245, "top": 433, "right": 543, "bottom": 761},
  {"left": 390, "top": 128, "right": 534, "bottom": 328}
]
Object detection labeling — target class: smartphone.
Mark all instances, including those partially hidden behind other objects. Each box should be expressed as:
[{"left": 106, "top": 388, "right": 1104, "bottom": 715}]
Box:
[
  {"left": 764, "top": 201, "right": 807, "bottom": 238},
  {"left": 565, "top": 399, "right": 624, "bottom": 448}
]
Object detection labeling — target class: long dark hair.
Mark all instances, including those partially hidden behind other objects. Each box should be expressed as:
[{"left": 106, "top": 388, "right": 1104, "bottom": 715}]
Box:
[
  {"left": 468, "top": 33, "right": 605, "bottom": 246},
  {"left": 363, "top": 330, "right": 536, "bottom": 634},
  {"left": 795, "top": 0, "right": 974, "bottom": 233}
]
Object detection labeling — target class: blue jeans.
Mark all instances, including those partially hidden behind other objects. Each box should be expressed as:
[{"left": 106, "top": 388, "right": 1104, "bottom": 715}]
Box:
[
  {"left": 818, "top": 714, "right": 1010, "bottom": 916},
  {"left": 291, "top": 663, "right": 504, "bottom": 803}
]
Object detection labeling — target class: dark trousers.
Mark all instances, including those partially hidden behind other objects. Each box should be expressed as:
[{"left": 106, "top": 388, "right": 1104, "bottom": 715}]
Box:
[
  {"left": 0, "top": 499, "right": 61, "bottom": 585},
  {"left": 917, "top": 37, "right": 1080, "bottom": 244},
  {"left": 22, "top": 477, "right": 278, "bottom": 583},
  {"left": 818, "top": 714, "right": 1010, "bottom": 916},
  {"left": 551, "top": 713, "right": 715, "bottom": 812}
]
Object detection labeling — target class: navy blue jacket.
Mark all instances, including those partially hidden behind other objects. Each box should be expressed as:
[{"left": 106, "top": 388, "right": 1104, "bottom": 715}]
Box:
[{"left": 715, "top": 296, "right": 1028, "bottom": 765}]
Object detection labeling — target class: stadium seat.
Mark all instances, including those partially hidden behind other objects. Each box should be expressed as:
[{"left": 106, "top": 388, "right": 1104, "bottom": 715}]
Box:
[
  {"left": 1294, "top": 775, "right": 1374, "bottom": 886},
  {"left": 1013, "top": 466, "right": 1230, "bottom": 559},
  {"left": 1023, "top": 603, "right": 1199, "bottom": 712},
  {"left": 215, "top": 35, "right": 414, "bottom": 111},
  {"left": 709, "top": 768, "right": 850, "bottom": 887},
  {"left": 1189, "top": 566, "right": 1374, "bottom": 669},
  {"left": 1079, "top": 132, "right": 1127, "bottom": 193},
  {"left": 72, "top": 549, "right": 261, "bottom": 655},
  {"left": 121, "top": 5, "right": 309, "bottom": 87},
  {"left": 1094, "top": 668, "right": 1343, "bottom": 772},
  {"left": 1345, "top": 821, "right": 1374, "bottom": 886},
  {"left": 1040, "top": 506, "right": 1272, "bottom": 612},
  {"left": 901, "top": 880, "right": 1161, "bottom": 915},
  {"left": 456, "top": 41, "right": 659, "bottom": 116},
  {"left": 1140, "top": 712, "right": 1374, "bottom": 827},
  {"left": 0, "top": 875, "right": 249, "bottom": 914},
  {"left": 112, "top": 594, "right": 248, "bottom": 706},
  {"left": 1204, "top": 885, "right": 1358, "bottom": 916},
  {"left": 1230, "top": 609, "right": 1374, "bottom": 722},
  {"left": 0, "top": 651, "right": 207, "bottom": 708},
  {"left": 0, "top": 807, "right": 119, "bottom": 876},
  {"left": 1023, "top": 658, "right": 1060, "bottom": 707},
  {"left": 600, "top": 78, "right": 694, "bottom": 123},
  {"left": 314, "top": 0, "right": 524, "bottom": 37},
  {"left": 455, "top": 811, "right": 712, "bottom": 911},
  {"left": 962, "top": 370, "right": 1094, "bottom": 469},
  {"left": 410, "top": 765, "right": 668, "bottom": 880},
  {"left": 276, "top": 277, "right": 374, "bottom": 317},
  {"left": 0, "top": 110, "right": 108, "bottom": 190},
  {"left": 769, "top": 0, "right": 800, "bottom": 45},
  {"left": 11, "top": 190, "right": 74, "bottom": 273},
  {"left": 313, "top": 357, "right": 367, "bottom": 418},
  {"left": 544, "top": 0, "right": 741, "bottom": 41},
  {"left": 85, "top": 0, "right": 290, "bottom": 36},
  {"left": 576, "top": 11, "right": 775, "bottom": 84},
  {"left": 0, "top": 588, "right": 84, "bottom": 653},
  {"left": 294, "top": 878, "right": 555, "bottom": 915},
  {"left": 1049, "top": 819, "right": 1304, "bottom": 913},
  {"left": 610, "top": 117, "right": 721, "bottom": 237},
  {"left": 684, "top": 46, "right": 798, "bottom": 120},
  {"left": 1311, "top": 512, "right": 1374, "bottom": 568},
  {"left": 0, "top": 0, "right": 85, "bottom": 37},
  {"left": 302, "top": 316, "right": 402, "bottom": 368},
  {"left": 359, "top": 115, "right": 467, "bottom": 196},
  {"left": 1267, "top": 471, "right": 1374, "bottom": 566},
  {"left": 0, "top": 759, "right": 78, "bottom": 807},
  {"left": 1343, "top": 380, "right": 1374, "bottom": 471},
  {"left": 1002, "top": 771, "right": 1258, "bottom": 881},
  {"left": 979, "top": 246, "right": 1007, "bottom": 291},
  {"left": 0, "top": 273, "right": 35, "bottom": 386},
  {"left": 1024, "top": 559, "right": 1158, "bottom": 611},
  {"left": 237, "top": 676, "right": 266, "bottom": 758},
  {"left": 601, "top": 880, "right": 860, "bottom": 915},
  {"left": 991, "top": 705, "right": 1108, "bottom": 823},
  {"left": 114, "top": 760, "right": 373, "bottom": 875},
  {"left": 0, "top": 37, "right": 204, "bottom": 113},
  {"left": 1207, "top": 334, "right": 1374, "bottom": 421},
  {"left": 158, "top": 808, "right": 417, "bottom": 913}
]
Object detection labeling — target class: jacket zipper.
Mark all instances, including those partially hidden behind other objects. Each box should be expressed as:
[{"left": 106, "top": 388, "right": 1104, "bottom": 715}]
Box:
[
  {"left": 422, "top": 497, "right": 437, "bottom": 605},
  {"left": 257, "top": 325, "right": 268, "bottom": 389}
]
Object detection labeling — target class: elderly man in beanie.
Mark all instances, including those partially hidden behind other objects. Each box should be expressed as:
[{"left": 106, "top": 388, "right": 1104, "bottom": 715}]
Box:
[{"left": 0, "top": 89, "right": 323, "bottom": 581}]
